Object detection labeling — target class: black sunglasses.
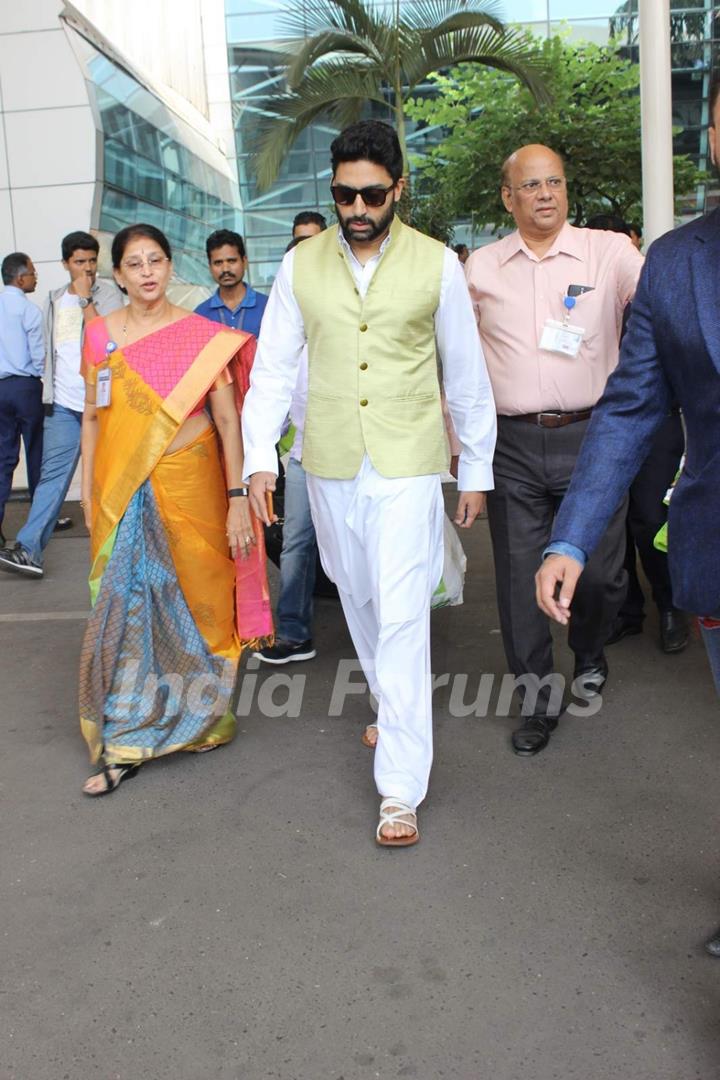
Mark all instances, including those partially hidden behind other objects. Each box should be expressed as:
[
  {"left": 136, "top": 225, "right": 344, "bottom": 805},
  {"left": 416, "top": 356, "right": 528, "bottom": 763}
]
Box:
[{"left": 330, "top": 183, "right": 395, "bottom": 208}]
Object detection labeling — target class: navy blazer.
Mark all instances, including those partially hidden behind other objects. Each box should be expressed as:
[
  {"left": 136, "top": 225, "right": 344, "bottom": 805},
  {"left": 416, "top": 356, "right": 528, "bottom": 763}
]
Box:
[{"left": 552, "top": 209, "right": 720, "bottom": 616}]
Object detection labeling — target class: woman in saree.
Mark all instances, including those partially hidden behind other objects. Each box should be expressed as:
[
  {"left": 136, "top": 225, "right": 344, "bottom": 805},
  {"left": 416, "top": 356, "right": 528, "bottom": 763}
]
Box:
[{"left": 79, "top": 223, "right": 272, "bottom": 796}]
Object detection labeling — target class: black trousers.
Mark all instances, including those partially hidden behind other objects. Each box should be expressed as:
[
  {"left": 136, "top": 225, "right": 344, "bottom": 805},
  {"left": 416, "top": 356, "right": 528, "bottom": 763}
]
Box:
[
  {"left": 487, "top": 416, "right": 628, "bottom": 720},
  {"left": 0, "top": 374, "right": 43, "bottom": 528},
  {"left": 621, "top": 411, "right": 685, "bottom": 620}
]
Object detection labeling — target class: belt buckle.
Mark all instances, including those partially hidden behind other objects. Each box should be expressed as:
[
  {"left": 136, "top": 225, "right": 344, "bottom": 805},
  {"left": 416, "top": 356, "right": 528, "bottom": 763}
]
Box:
[{"left": 537, "top": 411, "right": 563, "bottom": 426}]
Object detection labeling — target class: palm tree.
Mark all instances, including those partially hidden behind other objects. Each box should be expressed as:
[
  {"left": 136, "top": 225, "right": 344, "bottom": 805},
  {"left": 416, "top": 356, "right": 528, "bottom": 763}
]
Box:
[{"left": 252, "top": 0, "right": 550, "bottom": 191}]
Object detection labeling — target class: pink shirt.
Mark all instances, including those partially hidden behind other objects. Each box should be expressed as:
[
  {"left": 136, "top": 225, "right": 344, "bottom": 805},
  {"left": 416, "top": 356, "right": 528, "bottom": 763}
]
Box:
[{"left": 465, "top": 222, "right": 644, "bottom": 415}]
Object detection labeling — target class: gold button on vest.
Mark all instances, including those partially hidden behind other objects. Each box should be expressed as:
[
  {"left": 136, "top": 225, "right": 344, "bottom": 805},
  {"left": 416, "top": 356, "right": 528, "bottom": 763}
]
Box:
[{"left": 293, "top": 217, "right": 449, "bottom": 479}]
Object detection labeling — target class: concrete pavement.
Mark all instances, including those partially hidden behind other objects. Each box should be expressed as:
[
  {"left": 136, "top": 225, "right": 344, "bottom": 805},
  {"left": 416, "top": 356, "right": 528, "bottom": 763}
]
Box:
[{"left": 1, "top": 499, "right": 720, "bottom": 1080}]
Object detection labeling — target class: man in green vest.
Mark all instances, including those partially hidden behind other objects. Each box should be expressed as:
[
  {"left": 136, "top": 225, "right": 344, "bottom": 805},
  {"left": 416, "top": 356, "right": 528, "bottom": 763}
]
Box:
[{"left": 242, "top": 120, "right": 496, "bottom": 846}]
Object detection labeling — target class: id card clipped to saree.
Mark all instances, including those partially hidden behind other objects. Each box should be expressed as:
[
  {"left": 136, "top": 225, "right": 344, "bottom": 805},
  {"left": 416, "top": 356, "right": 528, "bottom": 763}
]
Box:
[{"left": 96, "top": 367, "right": 112, "bottom": 407}]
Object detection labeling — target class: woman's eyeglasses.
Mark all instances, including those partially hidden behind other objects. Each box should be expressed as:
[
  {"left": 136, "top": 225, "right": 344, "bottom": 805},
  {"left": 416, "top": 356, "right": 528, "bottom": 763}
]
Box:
[
  {"left": 330, "top": 183, "right": 395, "bottom": 208},
  {"left": 122, "top": 256, "right": 169, "bottom": 273}
]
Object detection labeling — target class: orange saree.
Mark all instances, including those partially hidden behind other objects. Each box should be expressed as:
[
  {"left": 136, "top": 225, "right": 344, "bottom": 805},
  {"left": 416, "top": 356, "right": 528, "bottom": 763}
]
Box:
[{"left": 79, "top": 313, "right": 272, "bottom": 764}]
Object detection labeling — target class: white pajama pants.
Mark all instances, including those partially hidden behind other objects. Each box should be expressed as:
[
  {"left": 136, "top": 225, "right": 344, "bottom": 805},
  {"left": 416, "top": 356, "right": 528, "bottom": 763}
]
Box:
[{"left": 306, "top": 456, "right": 444, "bottom": 808}]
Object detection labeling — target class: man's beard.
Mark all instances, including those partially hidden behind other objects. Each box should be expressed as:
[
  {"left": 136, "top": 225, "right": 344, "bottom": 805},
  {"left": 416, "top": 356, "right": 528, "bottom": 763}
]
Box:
[{"left": 339, "top": 201, "right": 395, "bottom": 245}]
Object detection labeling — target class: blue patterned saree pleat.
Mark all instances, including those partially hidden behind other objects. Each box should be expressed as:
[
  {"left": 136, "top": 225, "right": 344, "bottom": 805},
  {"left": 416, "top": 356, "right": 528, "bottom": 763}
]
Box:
[{"left": 79, "top": 481, "right": 235, "bottom": 759}]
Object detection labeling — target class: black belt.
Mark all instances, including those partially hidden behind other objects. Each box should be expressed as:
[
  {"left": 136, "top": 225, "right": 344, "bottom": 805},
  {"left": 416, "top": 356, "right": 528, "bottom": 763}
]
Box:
[{"left": 505, "top": 409, "right": 593, "bottom": 429}]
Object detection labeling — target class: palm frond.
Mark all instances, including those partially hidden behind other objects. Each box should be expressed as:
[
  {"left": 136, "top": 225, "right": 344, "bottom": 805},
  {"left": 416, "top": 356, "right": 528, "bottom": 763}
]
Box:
[
  {"left": 401, "top": 0, "right": 504, "bottom": 35},
  {"left": 250, "top": 63, "right": 387, "bottom": 191},
  {"left": 414, "top": 10, "right": 505, "bottom": 37},
  {"left": 405, "top": 25, "right": 551, "bottom": 102},
  {"left": 278, "top": 0, "right": 385, "bottom": 44},
  {"left": 285, "top": 30, "right": 384, "bottom": 89}
]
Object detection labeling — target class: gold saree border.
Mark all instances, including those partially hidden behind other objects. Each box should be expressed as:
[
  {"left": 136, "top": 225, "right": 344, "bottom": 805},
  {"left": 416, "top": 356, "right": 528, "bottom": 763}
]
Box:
[
  {"left": 82, "top": 712, "right": 237, "bottom": 765},
  {"left": 163, "top": 328, "right": 252, "bottom": 424}
]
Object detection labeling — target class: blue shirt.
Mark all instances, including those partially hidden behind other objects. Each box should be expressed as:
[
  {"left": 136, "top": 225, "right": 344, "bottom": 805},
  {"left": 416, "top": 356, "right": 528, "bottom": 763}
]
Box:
[
  {"left": 0, "top": 286, "right": 45, "bottom": 379},
  {"left": 543, "top": 541, "right": 588, "bottom": 566},
  {"left": 195, "top": 284, "right": 268, "bottom": 337}
]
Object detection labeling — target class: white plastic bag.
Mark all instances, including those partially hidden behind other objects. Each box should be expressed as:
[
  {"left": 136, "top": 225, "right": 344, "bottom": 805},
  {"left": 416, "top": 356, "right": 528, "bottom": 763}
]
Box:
[{"left": 431, "top": 514, "right": 467, "bottom": 609}]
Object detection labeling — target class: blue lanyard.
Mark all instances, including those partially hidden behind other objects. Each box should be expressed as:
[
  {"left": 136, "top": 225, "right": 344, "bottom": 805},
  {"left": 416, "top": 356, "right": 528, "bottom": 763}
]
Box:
[{"left": 217, "top": 303, "right": 246, "bottom": 331}]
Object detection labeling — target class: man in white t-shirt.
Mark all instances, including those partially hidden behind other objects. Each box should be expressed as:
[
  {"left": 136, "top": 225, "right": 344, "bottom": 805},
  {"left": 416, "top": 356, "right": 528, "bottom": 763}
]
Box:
[{"left": 0, "top": 231, "right": 123, "bottom": 578}]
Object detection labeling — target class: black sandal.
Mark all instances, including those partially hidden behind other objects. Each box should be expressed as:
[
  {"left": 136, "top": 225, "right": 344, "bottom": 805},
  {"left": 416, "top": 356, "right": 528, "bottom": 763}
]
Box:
[{"left": 83, "top": 760, "right": 141, "bottom": 798}]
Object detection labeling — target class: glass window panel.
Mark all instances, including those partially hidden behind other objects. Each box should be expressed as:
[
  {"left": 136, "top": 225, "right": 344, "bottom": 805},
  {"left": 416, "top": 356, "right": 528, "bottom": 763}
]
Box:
[
  {"left": 674, "top": 127, "right": 702, "bottom": 156},
  {"left": 165, "top": 174, "right": 187, "bottom": 211},
  {"left": 225, "top": 0, "right": 273, "bottom": 14},
  {"left": 245, "top": 236, "right": 295, "bottom": 262},
  {"left": 132, "top": 117, "right": 161, "bottom": 163},
  {"left": 229, "top": 57, "right": 286, "bottom": 96},
  {"left": 311, "top": 130, "right": 340, "bottom": 154},
  {"left": 243, "top": 178, "right": 321, "bottom": 208},
  {"left": 548, "top": 19, "right": 612, "bottom": 45},
  {"left": 549, "top": 0, "right": 617, "bottom": 17},
  {"left": 105, "top": 140, "right": 165, "bottom": 205},
  {"left": 673, "top": 92, "right": 704, "bottom": 130},
  {"left": 671, "top": 39, "right": 710, "bottom": 72},
  {"left": 99, "top": 189, "right": 136, "bottom": 235},
  {"left": 246, "top": 259, "right": 282, "bottom": 291},
  {"left": 226, "top": 12, "right": 283, "bottom": 42},
  {"left": 158, "top": 139, "right": 183, "bottom": 175},
  {"left": 501, "top": 0, "right": 549, "bottom": 18},
  {"left": 244, "top": 208, "right": 308, "bottom": 234}
]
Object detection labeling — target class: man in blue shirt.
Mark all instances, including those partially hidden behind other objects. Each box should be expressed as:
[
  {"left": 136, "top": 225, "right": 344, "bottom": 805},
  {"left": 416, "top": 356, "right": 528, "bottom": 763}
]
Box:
[
  {"left": 0, "top": 252, "right": 45, "bottom": 545},
  {"left": 194, "top": 229, "right": 268, "bottom": 336}
]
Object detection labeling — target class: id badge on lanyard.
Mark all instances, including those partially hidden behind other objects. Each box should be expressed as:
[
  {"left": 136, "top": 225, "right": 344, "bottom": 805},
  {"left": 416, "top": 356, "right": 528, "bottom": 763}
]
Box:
[
  {"left": 539, "top": 319, "right": 584, "bottom": 358},
  {"left": 219, "top": 306, "right": 246, "bottom": 331},
  {"left": 539, "top": 290, "right": 587, "bottom": 358},
  {"left": 96, "top": 367, "right": 112, "bottom": 407}
]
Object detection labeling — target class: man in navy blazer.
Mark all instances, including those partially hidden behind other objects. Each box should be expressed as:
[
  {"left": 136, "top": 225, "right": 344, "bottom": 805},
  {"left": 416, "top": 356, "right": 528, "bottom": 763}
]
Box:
[
  {"left": 536, "top": 203, "right": 720, "bottom": 620},
  {"left": 536, "top": 74, "right": 720, "bottom": 955}
]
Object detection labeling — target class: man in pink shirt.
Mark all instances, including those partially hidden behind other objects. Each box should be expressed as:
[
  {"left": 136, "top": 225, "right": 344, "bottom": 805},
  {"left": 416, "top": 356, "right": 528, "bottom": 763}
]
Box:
[{"left": 465, "top": 144, "right": 643, "bottom": 756}]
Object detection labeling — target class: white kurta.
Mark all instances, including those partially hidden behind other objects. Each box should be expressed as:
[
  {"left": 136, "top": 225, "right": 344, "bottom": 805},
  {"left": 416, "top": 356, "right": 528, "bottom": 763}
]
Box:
[{"left": 242, "top": 230, "right": 497, "bottom": 808}]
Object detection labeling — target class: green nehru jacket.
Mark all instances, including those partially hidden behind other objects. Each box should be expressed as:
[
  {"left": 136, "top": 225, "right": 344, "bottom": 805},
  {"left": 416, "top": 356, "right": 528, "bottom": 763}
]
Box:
[{"left": 293, "top": 216, "right": 449, "bottom": 480}]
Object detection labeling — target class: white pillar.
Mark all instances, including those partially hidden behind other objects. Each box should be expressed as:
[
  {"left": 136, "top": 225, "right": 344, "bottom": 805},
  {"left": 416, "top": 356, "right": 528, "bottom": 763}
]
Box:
[{"left": 639, "top": 0, "right": 674, "bottom": 244}]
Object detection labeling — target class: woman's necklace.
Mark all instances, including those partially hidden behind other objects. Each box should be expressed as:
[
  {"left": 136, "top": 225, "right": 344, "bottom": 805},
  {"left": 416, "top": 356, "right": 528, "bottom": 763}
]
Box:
[{"left": 122, "top": 301, "right": 172, "bottom": 341}]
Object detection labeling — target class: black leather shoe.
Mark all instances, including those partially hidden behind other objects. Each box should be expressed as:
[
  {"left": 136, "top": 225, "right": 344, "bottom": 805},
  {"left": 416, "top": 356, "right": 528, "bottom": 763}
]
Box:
[
  {"left": 54, "top": 517, "right": 73, "bottom": 532},
  {"left": 660, "top": 609, "right": 689, "bottom": 654},
  {"left": 511, "top": 715, "right": 558, "bottom": 756},
  {"left": 573, "top": 655, "right": 608, "bottom": 700},
  {"left": 606, "top": 615, "right": 643, "bottom": 646},
  {"left": 705, "top": 929, "right": 720, "bottom": 957}
]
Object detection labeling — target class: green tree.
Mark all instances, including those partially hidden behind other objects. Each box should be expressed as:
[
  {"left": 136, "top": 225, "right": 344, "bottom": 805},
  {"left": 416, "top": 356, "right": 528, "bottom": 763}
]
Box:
[
  {"left": 406, "top": 33, "right": 701, "bottom": 232},
  {"left": 251, "top": 0, "right": 550, "bottom": 192}
]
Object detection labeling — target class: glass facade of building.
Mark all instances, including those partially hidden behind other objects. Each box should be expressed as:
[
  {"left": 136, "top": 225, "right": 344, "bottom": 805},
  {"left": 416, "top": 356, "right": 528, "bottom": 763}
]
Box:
[
  {"left": 70, "top": 28, "right": 242, "bottom": 284},
  {"left": 226, "top": 1, "right": 720, "bottom": 283}
]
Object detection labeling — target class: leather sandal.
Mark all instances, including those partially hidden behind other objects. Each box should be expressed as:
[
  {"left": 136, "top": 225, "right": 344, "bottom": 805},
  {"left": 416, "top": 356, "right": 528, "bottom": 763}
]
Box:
[
  {"left": 376, "top": 798, "right": 419, "bottom": 847},
  {"left": 83, "top": 760, "right": 141, "bottom": 797}
]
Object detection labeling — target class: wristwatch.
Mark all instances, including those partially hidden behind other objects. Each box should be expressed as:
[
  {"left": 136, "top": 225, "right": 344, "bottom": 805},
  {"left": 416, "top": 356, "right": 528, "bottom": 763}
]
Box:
[{"left": 78, "top": 296, "right": 91, "bottom": 309}]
